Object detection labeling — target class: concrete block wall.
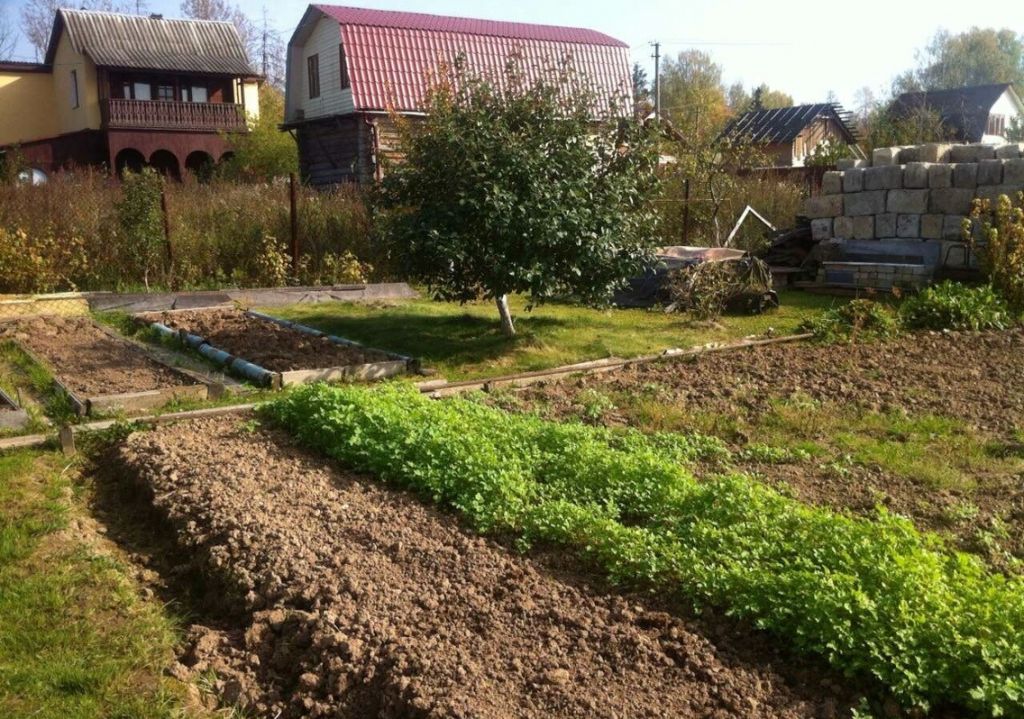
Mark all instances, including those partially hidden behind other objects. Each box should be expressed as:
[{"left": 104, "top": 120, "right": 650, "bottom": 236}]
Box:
[{"left": 805, "top": 141, "right": 1024, "bottom": 270}]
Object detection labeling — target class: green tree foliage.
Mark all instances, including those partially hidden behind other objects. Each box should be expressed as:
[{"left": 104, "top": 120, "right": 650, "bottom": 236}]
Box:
[
  {"left": 725, "top": 82, "right": 794, "bottom": 114},
  {"left": 631, "top": 62, "right": 649, "bottom": 113},
  {"left": 894, "top": 27, "right": 1024, "bottom": 92},
  {"left": 219, "top": 85, "right": 297, "bottom": 181},
  {"left": 659, "top": 50, "right": 730, "bottom": 141},
  {"left": 374, "top": 56, "right": 662, "bottom": 337},
  {"left": 858, "top": 103, "right": 954, "bottom": 152},
  {"left": 117, "top": 168, "right": 165, "bottom": 291}
]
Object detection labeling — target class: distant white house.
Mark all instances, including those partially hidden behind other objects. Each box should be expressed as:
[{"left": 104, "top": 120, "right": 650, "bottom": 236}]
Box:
[{"left": 892, "top": 83, "right": 1024, "bottom": 143}]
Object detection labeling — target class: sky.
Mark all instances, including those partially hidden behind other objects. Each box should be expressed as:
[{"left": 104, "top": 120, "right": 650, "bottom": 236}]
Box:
[{"left": 3, "top": 0, "right": 1024, "bottom": 109}]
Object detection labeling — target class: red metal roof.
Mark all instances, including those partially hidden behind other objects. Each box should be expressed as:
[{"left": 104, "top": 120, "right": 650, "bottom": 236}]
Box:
[{"left": 313, "top": 4, "right": 631, "bottom": 113}]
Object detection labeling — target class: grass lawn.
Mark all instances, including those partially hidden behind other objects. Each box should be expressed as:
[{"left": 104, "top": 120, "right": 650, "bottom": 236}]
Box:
[
  {"left": 264, "top": 290, "right": 842, "bottom": 380},
  {"left": 0, "top": 449, "right": 205, "bottom": 719}
]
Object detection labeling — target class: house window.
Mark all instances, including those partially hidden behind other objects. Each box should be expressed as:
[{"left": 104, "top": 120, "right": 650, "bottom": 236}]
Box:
[
  {"left": 70, "top": 70, "right": 79, "bottom": 108},
  {"left": 156, "top": 84, "right": 175, "bottom": 101},
  {"left": 133, "top": 82, "right": 152, "bottom": 101},
  {"left": 307, "top": 54, "right": 320, "bottom": 98},
  {"left": 988, "top": 114, "right": 1007, "bottom": 137},
  {"left": 184, "top": 85, "right": 208, "bottom": 103},
  {"left": 339, "top": 44, "right": 349, "bottom": 90}
]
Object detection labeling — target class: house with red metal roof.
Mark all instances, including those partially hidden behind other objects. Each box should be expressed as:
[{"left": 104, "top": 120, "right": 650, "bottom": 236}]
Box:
[{"left": 282, "top": 4, "right": 632, "bottom": 185}]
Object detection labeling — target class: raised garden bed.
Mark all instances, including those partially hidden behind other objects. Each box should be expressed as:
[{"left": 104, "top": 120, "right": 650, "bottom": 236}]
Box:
[
  {"left": 0, "top": 315, "right": 209, "bottom": 416},
  {"left": 138, "top": 308, "right": 413, "bottom": 389}
]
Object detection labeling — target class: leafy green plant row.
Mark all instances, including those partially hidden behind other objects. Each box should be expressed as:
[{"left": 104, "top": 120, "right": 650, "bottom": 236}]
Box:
[
  {"left": 265, "top": 384, "right": 1024, "bottom": 716},
  {"left": 801, "top": 282, "right": 1015, "bottom": 342}
]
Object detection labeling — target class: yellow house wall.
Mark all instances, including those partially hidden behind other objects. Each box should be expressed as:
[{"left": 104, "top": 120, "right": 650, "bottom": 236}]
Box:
[
  {"left": 52, "top": 31, "right": 101, "bottom": 134},
  {"left": 242, "top": 80, "right": 260, "bottom": 121},
  {"left": 0, "top": 71, "right": 59, "bottom": 146}
]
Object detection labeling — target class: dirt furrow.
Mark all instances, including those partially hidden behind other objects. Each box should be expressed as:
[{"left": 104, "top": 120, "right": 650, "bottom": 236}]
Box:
[{"left": 114, "top": 417, "right": 857, "bottom": 718}]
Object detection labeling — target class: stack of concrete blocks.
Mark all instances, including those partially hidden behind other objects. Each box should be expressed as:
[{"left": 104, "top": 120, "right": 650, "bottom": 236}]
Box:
[{"left": 803, "top": 141, "right": 1024, "bottom": 290}]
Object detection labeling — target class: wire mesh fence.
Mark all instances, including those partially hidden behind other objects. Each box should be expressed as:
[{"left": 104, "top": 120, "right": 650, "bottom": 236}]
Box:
[{"left": 0, "top": 293, "right": 90, "bottom": 321}]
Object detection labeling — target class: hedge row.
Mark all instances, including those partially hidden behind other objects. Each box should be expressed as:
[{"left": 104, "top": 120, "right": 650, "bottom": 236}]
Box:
[{"left": 265, "top": 384, "right": 1024, "bottom": 715}]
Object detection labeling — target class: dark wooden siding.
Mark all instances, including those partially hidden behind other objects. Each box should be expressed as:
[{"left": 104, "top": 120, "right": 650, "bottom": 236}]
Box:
[{"left": 295, "top": 114, "right": 373, "bottom": 186}]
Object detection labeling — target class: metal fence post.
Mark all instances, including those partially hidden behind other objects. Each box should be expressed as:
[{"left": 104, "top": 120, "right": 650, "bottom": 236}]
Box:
[{"left": 289, "top": 172, "right": 299, "bottom": 277}]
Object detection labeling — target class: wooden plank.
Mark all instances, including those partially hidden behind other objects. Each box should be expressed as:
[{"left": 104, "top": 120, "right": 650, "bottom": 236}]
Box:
[{"left": 86, "top": 383, "right": 208, "bottom": 414}]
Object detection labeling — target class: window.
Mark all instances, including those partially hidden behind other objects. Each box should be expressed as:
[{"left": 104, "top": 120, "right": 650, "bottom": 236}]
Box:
[
  {"left": 307, "top": 53, "right": 320, "bottom": 98},
  {"left": 987, "top": 113, "right": 1007, "bottom": 137},
  {"left": 70, "top": 70, "right": 79, "bottom": 108},
  {"left": 339, "top": 44, "right": 349, "bottom": 90},
  {"left": 156, "top": 84, "right": 175, "bottom": 101},
  {"left": 133, "top": 82, "right": 152, "bottom": 101},
  {"left": 184, "top": 85, "right": 208, "bottom": 103}
]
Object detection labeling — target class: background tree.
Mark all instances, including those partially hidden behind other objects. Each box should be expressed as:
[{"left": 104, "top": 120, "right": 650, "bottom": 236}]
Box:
[
  {"left": 631, "top": 62, "right": 649, "bottom": 115},
  {"left": 894, "top": 27, "right": 1024, "bottom": 92},
  {"left": 180, "top": 0, "right": 256, "bottom": 61},
  {"left": 0, "top": 6, "right": 16, "bottom": 59},
  {"left": 659, "top": 50, "right": 730, "bottom": 141},
  {"left": 20, "top": 0, "right": 140, "bottom": 60},
  {"left": 375, "top": 57, "right": 662, "bottom": 337},
  {"left": 255, "top": 6, "right": 286, "bottom": 89},
  {"left": 218, "top": 84, "right": 296, "bottom": 180}
]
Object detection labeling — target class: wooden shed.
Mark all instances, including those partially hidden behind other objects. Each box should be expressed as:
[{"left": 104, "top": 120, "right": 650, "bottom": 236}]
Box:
[{"left": 282, "top": 5, "right": 631, "bottom": 186}]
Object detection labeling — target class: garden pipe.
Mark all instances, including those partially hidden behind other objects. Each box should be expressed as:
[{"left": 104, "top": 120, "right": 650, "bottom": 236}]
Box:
[
  {"left": 150, "top": 322, "right": 177, "bottom": 341},
  {"left": 197, "top": 343, "right": 233, "bottom": 366},
  {"left": 183, "top": 332, "right": 207, "bottom": 350},
  {"left": 228, "top": 357, "right": 276, "bottom": 387}
]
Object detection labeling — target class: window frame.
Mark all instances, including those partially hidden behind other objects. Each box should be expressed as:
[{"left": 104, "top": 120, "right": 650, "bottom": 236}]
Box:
[
  {"left": 339, "top": 43, "right": 350, "bottom": 90},
  {"left": 307, "top": 53, "right": 321, "bottom": 99},
  {"left": 70, "top": 69, "right": 79, "bottom": 109}
]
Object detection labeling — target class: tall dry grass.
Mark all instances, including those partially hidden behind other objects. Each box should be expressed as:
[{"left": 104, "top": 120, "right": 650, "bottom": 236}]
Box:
[{"left": 0, "top": 171, "right": 378, "bottom": 293}]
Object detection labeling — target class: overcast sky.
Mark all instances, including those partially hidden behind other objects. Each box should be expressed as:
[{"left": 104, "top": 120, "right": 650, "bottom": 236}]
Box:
[{"left": 3, "top": 0, "right": 1023, "bottom": 108}]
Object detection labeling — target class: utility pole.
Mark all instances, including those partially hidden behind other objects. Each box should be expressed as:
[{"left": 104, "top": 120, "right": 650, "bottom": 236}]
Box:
[{"left": 651, "top": 41, "right": 661, "bottom": 121}]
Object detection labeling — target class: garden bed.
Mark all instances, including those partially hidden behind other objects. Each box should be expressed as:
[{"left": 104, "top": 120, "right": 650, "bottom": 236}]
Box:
[
  {"left": 497, "top": 328, "right": 1024, "bottom": 566},
  {"left": 140, "top": 308, "right": 411, "bottom": 387},
  {"left": 0, "top": 315, "right": 208, "bottom": 415},
  {"left": 112, "top": 416, "right": 860, "bottom": 718}
]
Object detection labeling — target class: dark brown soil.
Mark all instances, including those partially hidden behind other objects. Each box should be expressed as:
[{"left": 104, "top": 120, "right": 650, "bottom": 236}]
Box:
[
  {"left": 114, "top": 417, "right": 863, "bottom": 718},
  {"left": 0, "top": 315, "right": 191, "bottom": 396},
  {"left": 513, "top": 328, "right": 1024, "bottom": 437},
  {"left": 148, "top": 309, "right": 391, "bottom": 372},
  {"left": 504, "top": 329, "right": 1024, "bottom": 566}
]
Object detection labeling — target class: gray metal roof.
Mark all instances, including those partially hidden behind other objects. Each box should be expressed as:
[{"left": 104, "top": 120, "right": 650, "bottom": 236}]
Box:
[
  {"left": 720, "top": 103, "right": 859, "bottom": 145},
  {"left": 892, "top": 84, "right": 1015, "bottom": 142},
  {"left": 45, "top": 9, "right": 257, "bottom": 76}
]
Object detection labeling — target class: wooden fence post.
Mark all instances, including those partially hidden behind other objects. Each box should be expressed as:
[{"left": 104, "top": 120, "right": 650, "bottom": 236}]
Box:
[
  {"left": 289, "top": 172, "right": 299, "bottom": 277},
  {"left": 682, "top": 178, "right": 691, "bottom": 245},
  {"left": 160, "top": 180, "right": 172, "bottom": 266}
]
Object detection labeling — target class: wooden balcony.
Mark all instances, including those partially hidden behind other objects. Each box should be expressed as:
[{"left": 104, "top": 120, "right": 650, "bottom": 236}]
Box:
[{"left": 101, "top": 99, "right": 247, "bottom": 132}]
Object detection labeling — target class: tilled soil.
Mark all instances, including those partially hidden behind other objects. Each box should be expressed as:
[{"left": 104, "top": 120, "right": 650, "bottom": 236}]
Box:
[
  {"left": 148, "top": 309, "right": 391, "bottom": 372},
  {"left": 0, "top": 315, "right": 191, "bottom": 396},
  {"left": 515, "top": 328, "right": 1024, "bottom": 437},
  {"left": 115, "top": 418, "right": 861, "bottom": 718},
  {"left": 505, "top": 329, "right": 1024, "bottom": 565}
]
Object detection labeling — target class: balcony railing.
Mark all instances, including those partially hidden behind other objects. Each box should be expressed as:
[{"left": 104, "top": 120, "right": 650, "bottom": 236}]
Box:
[{"left": 101, "top": 99, "right": 247, "bottom": 132}]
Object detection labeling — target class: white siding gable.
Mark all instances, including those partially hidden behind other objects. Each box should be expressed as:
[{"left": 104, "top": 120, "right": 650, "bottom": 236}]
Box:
[
  {"left": 286, "top": 13, "right": 354, "bottom": 122},
  {"left": 983, "top": 88, "right": 1024, "bottom": 143}
]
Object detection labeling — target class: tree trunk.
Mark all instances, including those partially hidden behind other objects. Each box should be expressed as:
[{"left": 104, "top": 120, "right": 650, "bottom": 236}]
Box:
[{"left": 496, "top": 295, "right": 516, "bottom": 337}]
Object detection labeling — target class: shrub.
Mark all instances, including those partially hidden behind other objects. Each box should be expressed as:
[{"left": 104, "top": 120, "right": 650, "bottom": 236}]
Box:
[
  {"left": 117, "top": 168, "right": 166, "bottom": 291},
  {"left": 266, "top": 383, "right": 1024, "bottom": 716},
  {"left": 800, "top": 299, "right": 901, "bottom": 342},
  {"left": 971, "top": 193, "right": 1024, "bottom": 312},
  {"left": 900, "top": 281, "right": 1012, "bottom": 331}
]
